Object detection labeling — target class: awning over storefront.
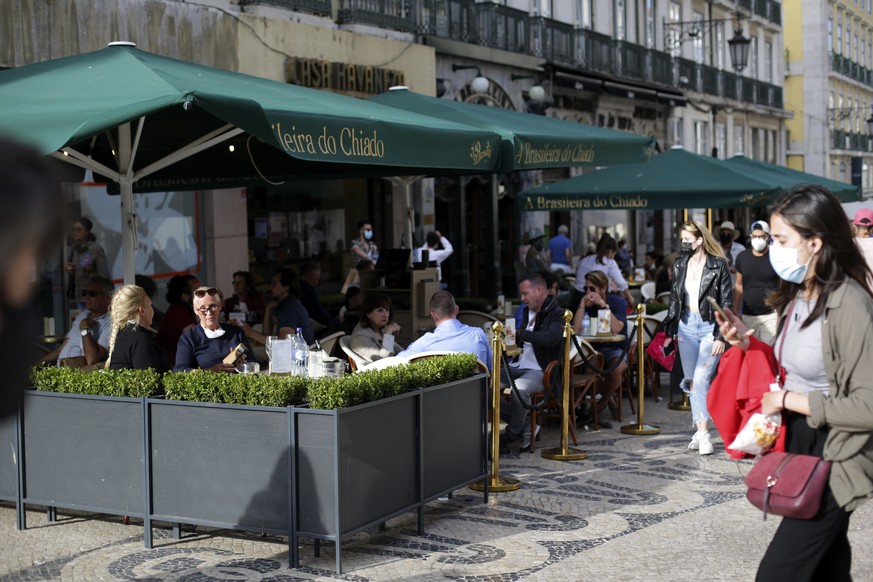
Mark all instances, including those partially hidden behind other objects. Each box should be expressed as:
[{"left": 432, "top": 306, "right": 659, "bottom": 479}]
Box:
[
  {"left": 369, "top": 87, "right": 658, "bottom": 171},
  {"left": 518, "top": 147, "right": 784, "bottom": 211},
  {"left": 724, "top": 155, "right": 861, "bottom": 201},
  {"left": 0, "top": 44, "right": 512, "bottom": 283}
]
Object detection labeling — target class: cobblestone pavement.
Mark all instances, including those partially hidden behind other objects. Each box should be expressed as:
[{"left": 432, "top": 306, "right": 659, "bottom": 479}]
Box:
[{"left": 1, "top": 399, "right": 872, "bottom": 581}]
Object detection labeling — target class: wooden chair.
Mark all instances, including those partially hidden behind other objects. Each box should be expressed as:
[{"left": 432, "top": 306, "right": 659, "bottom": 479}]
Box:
[
  {"left": 339, "top": 336, "right": 369, "bottom": 372},
  {"left": 457, "top": 310, "right": 500, "bottom": 329},
  {"left": 529, "top": 340, "right": 604, "bottom": 452}
]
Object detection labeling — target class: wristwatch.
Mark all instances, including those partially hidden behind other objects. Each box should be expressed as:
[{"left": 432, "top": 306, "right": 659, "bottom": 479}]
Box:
[{"left": 80, "top": 328, "right": 90, "bottom": 337}]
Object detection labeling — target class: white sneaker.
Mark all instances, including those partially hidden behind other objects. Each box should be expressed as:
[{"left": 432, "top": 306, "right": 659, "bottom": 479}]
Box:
[
  {"left": 687, "top": 431, "right": 701, "bottom": 450},
  {"left": 698, "top": 431, "right": 714, "bottom": 455}
]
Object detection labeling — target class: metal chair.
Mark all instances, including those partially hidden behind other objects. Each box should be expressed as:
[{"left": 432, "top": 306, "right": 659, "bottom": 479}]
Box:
[
  {"left": 640, "top": 281, "right": 656, "bottom": 302},
  {"left": 339, "top": 335, "right": 369, "bottom": 372}
]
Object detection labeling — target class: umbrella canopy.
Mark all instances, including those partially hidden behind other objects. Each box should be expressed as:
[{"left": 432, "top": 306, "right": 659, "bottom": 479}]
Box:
[
  {"left": 723, "top": 155, "right": 861, "bottom": 202},
  {"left": 369, "top": 87, "right": 657, "bottom": 171},
  {"left": 518, "top": 147, "right": 783, "bottom": 211},
  {"left": 0, "top": 43, "right": 510, "bottom": 282}
]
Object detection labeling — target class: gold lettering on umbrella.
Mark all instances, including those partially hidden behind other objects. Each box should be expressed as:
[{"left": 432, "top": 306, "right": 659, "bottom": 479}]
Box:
[
  {"left": 470, "top": 141, "right": 493, "bottom": 165},
  {"left": 514, "top": 142, "right": 596, "bottom": 167}
]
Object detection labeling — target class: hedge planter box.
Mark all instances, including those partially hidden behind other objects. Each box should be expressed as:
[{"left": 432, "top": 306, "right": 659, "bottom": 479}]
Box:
[
  {"left": 0, "top": 411, "right": 17, "bottom": 503},
  {"left": 292, "top": 374, "right": 487, "bottom": 573},
  {"left": 146, "top": 399, "right": 291, "bottom": 539},
  {"left": 19, "top": 390, "right": 145, "bottom": 522}
]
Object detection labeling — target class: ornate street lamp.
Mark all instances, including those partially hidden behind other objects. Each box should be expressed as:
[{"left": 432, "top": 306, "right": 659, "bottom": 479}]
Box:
[{"left": 664, "top": 12, "right": 750, "bottom": 72}]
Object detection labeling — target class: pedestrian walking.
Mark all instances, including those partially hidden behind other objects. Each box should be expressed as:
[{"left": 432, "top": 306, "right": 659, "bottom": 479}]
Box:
[{"left": 734, "top": 220, "right": 780, "bottom": 344}]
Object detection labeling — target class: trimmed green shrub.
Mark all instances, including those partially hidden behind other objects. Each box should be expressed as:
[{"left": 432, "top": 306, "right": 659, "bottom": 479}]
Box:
[
  {"left": 646, "top": 302, "right": 668, "bottom": 314},
  {"left": 29, "top": 354, "right": 481, "bottom": 410},
  {"left": 30, "top": 365, "right": 162, "bottom": 398},
  {"left": 162, "top": 371, "right": 309, "bottom": 407},
  {"left": 306, "top": 353, "right": 480, "bottom": 410}
]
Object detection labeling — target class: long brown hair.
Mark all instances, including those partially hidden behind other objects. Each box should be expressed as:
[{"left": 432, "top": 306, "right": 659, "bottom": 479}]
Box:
[
  {"left": 594, "top": 233, "right": 618, "bottom": 265},
  {"left": 680, "top": 220, "right": 726, "bottom": 260},
  {"left": 768, "top": 186, "right": 873, "bottom": 327}
]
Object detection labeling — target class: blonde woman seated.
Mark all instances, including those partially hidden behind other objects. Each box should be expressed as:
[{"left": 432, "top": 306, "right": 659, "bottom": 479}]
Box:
[
  {"left": 107, "top": 284, "right": 168, "bottom": 372},
  {"left": 349, "top": 293, "right": 404, "bottom": 362}
]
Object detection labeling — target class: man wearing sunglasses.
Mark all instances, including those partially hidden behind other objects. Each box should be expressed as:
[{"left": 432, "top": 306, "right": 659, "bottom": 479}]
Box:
[{"left": 40, "top": 276, "right": 113, "bottom": 366}]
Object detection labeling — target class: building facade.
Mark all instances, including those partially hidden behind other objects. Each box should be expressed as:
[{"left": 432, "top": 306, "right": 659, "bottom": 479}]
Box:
[
  {"left": 785, "top": 0, "right": 873, "bottom": 195},
  {"left": 3, "top": 0, "right": 788, "bottom": 313}
]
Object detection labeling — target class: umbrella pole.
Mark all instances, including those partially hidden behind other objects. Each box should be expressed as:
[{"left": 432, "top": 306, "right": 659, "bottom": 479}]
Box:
[{"left": 118, "top": 123, "right": 136, "bottom": 285}]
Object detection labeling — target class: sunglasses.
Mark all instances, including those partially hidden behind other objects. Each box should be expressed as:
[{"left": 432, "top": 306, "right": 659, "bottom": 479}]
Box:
[
  {"left": 196, "top": 304, "right": 220, "bottom": 314},
  {"left": 193, "top": 288, "right": 219, "bottom": 298},
  {"left": 584, "top": 286, "right": 600, "bottom": 293},
  {"left": 80, "top": 290, "right": 104, "bottom": 298}
]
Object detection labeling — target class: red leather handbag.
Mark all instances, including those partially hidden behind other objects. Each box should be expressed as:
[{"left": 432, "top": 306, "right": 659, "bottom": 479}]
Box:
[
  {"left": 745, "top": 451, "right": 831, "bottom": 520},
  {"left": 645, "top": 331, "right": 676, "bottom": 371}
]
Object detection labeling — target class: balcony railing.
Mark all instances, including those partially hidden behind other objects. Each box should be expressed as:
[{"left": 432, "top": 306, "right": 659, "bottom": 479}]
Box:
[
  {"left": 831, "top": 130, "right": 871, "bottom": 151},
  {"left": 649, "top": 50, "right": 674, "bottom": 85},
  {"left": 619, "top": 41, "right": 646, "bottom": 81},
  {"left": 585, "top": 30, "right": 614, "bottom": 75},
  {"left": 238, "top": 0, "right": 331, "bottom": 15},
  {"left": 477, "top": 3, "right": 529, "bottom": 54},
  {"left": 339, "top": 0, "right": 415, "bottom": 32},
  {"left": 723, "top": 71, "right": 739, "bottom": 100},
  {"left": 701, "top": 64, "right": 719, "bottom": 95},
  {"left": 539, "top": 18, "right": 575, "bottom": 63},
  {"left": 754, "top": 0, "right": 769, "bottom": 19},
  {"left": 738, "top": 0, "right": 753, "bottom": 11},
  {"left": 678, "top": 58, "right": 699, "bottom": 92}
]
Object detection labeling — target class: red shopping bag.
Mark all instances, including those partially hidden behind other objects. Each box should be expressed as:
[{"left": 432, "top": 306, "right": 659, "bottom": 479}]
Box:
[{"left": 645, "top": 331, "right": 676, "bottom": 371}]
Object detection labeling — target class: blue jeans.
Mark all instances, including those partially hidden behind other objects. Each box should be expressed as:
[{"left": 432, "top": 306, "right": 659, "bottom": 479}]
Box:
[{"left": 677, "top": 311, "right": 721, "bottom": 425}]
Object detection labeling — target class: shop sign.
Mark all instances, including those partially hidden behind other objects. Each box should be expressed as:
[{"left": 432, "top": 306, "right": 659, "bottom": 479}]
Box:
[{"left": 285, "top": 58, "right": 405, "bottom": 95}]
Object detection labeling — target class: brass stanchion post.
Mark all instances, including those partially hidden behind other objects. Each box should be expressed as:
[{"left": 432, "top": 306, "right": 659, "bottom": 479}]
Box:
[
  {"left": 470, "top": 321, "right": 520, "bottom": 492},
  {"left": 621, "top": 304, "right": 661, "bottom": 435},
  {"left": 668, "top": 393, "right": 692, "bottom": 411},
  {"left": 542, "top": 310, "right": 587, "bottom": 461}
]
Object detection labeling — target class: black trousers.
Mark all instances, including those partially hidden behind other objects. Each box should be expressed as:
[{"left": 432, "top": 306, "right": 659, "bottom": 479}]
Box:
[{"left": 756, "top": 412, "right": 853, "bottom": 582}]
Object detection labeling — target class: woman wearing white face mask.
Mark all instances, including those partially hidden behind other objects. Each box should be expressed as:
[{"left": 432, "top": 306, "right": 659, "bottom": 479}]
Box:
[
  {"left": 351, "top": 220, "right": 379, "bottom": 267},
  {"left": 717, "top": 186, "right": 873, "bottom": 581},
  {"left": 662, "top": 220, "right": 733, "bottom": 455},
  {"left": 733, "top": 220, "right": 781, "bottom": 344}
]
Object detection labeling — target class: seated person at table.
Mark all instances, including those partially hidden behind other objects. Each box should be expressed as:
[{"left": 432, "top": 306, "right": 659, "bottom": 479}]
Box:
[
  {"left": 572, "top": 270, "right": 628, "bottom": 427},
  {"left": 502, "top": 273, "right": 564, "bottom": 453},
  {"left": 174, "top": 286, "right": 253, "bottom": 372},
  {"left": 156, "top": 274, "right": 200, "bottom": 367},
  {"left": 514, "top": 270, "right": 559, "bottom": 329},
  {"left": 299, "top": 262, "right": 339, "bottom": 330},
  {"left": 40, "top": 276, "right": 113, "bottom": 367},
  {"left": 239, "top": 268, "right": 314, "bottom": 346},
  {"left": 397, "top": 290, "right": 491, "bottom": 367},
  {"left": 107, "top": 284, "right": 168, "bottom": 372},
  {"left": 223, "top": 270, "right": 266, "bottom": 323},
  {"left": 350, "top": 293, "right": 404, "bottom": 362}
]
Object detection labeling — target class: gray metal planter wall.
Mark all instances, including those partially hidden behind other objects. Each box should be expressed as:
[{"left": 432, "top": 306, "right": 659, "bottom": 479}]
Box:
[
  {"left": 292, "top": 375, "right": 487, "bottom": 573},
  {"left": 9, "top": 374, "right": 487, "bottom": 575},
  {"left": 0, "top": 412, "right": 17, "bottom": 502},
  {"left": 20, "top": 391, "right": 144, "bottom": 520},
  {"left": 147, "top": 400, "right": 291, "bottom": 535}
]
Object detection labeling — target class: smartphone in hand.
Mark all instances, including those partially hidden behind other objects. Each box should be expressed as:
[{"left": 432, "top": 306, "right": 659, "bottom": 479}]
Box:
[{"left": 706, "top": 296, "right": 729, "bottom": 322}]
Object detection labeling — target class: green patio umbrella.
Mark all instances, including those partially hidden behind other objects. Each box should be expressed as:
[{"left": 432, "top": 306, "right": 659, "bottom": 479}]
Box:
[
  {"left": 518, "top": 147, "right": 783, "bottom": 211},
  {"left": 724, "top": 155, "right": 861, "bottom": 202},
  {"left": 0, "top": 43, "right": 506, "bottom": 282},
  {"left": 369, "top": 87, "right": 657, "bottom": 171}
]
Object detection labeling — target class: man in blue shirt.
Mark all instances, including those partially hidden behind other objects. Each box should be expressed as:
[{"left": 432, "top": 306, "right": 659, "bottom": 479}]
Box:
[
  {"left": 546, "top": 225, "right": 572, "bottom": 272},
  {"left": 397, "top": 290, "right": 491, "bottom": 368}
]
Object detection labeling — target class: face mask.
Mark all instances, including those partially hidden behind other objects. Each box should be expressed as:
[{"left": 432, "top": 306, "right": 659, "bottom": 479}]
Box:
[
  {"left": 363, "top": 229, "right": 373, "bottom": 240},
  {"left": 719, "top": 232, "right": 734, "bottom": 245},
  {"left": 680, "top": 241, "right": 694, "bottom": 255},
  {"left": 751, "top": 238, "right": 768, "bottom": 252},
  {"left": 768, "top": 242, "right": 810, "bottom": 283}
]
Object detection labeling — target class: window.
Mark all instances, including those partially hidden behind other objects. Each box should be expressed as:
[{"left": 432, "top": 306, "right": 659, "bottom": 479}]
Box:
[
  {"left": 863, "top": 30, "right": 867, "bottom": 67},
  {"left": 671, "top": 117, "right": 684, "bottom": 147},
  {"left": 669, "top": 1, "right": 682, "bottom": 57},
  {"left": 856, "top": 28, "right": 860, "bottom": 62},
  {"left": 695, "top": 120, "right": 709, "bottom": 155},
  {"left": 751, "top": 128, "right": 762, "bottom": 160},
  {"left": 716, "top": 123, "right": 726, "bottom": 158},
  {"left": 841, "top": 160, "right": 848, "bottom": 182},
  {"left": 615, "top": 0, "right": 626, "bottom": 40},
  {"left": 734, "top": 124, "right": 745, "bottom": 155},
  {"left": 750, "top": 37, "right": 758, "bottom": 79},
  {"left": 838, "top": 19, "right": 843, "bottom": 54},
  {"left": 715, "top": 22, "right": 725, "bottom": 69},
  {"left": 846, "top": 18, "right": 852, "bottom": 57},
  {"left": 577, "top": 0, "right": 592, "bottom": 29},
  {"left": 765, "top": 41, "right": 773, "bottom": 83},
  {"left": 829, "top": 17, "right": 834, "bottom": 53},
  {"left": 644, "top": 0, "right": 655, "bottom": 48},
  {"left": 693, "top": 11, "right": 705, "bottom": 64}
]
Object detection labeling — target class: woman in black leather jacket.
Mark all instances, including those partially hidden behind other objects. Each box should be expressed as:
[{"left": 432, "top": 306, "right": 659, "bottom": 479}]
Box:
[{"left": 662, "top": 220, "right": 733, "bottom": 455}]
